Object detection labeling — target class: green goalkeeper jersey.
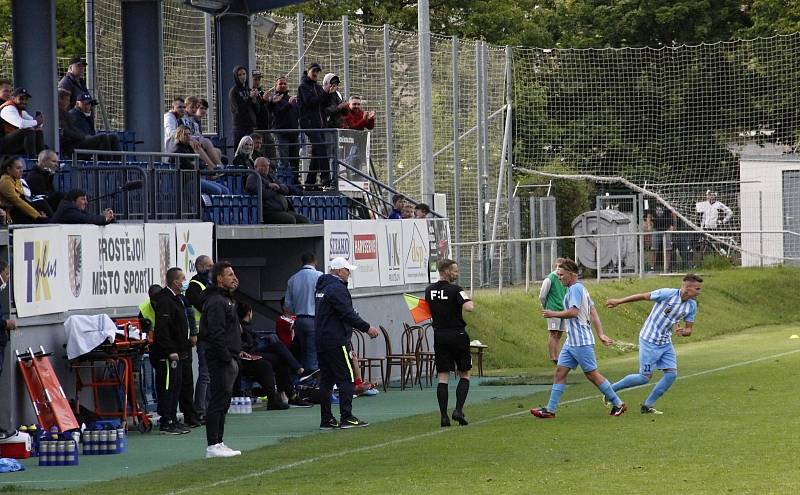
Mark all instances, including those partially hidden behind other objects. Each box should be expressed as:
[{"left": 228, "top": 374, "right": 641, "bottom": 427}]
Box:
[{"left": 543, "top": 271, "right": 566, "bottom": 311}]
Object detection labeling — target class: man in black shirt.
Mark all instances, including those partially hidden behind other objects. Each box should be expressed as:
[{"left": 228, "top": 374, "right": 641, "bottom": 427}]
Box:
[
  {"left": 424, "top": 259, "right": 475, "bottom": 427},
  {"left": 646, "top": 201, "right": 676, "bottom": 272}
]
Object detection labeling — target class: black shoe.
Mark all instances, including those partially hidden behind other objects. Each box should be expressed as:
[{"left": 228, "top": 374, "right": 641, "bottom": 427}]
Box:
[
  {"left": 640, "top": 404, "right": 663, "bottom": 415},
  {"left": 174, "top": 422, "right": 192, "bottom": 433},
  {"left": 609, "top": 403, "right": 628, "bottom": 417},
  {"left": 288, "top": 397, "right": 314, "bottom": 408},
  {"left": 160, "top": 423, "right": 187, "bottom": 435},
  {"left": 320, "top": 418, "right": 340, "bottom": 430},
  {"left": 298, "top": 369, "right": 320, "bottom": 384},
  {"left": 267, "top": 400, "right": 290, "bottom": 411},
  {"left": 340, "top": 416, "right": 370, "bottom": 429},
  {"left": 0, "top": 429, "right": 17, "bottom": 440},
  {"left": 441, "top": 416, "right": 451, "bottom": 427},
  {"left": 184, "top": 416, "right": 204, "bottom": 428},
  {"left": 451, "top": 410, "right": 468, "bottom": 426}
]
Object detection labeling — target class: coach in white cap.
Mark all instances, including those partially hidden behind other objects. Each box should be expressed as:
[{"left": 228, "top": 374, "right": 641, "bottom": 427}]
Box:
[{"left": 314, "top": 257, "right": 379, "bottom": 429}]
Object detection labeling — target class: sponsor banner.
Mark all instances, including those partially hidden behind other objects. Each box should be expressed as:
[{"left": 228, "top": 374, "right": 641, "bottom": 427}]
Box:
[
  {"left": 175, "top": 223, "right": 215, "bottom": 277},
  {"left": 427, "top": 219, "right": 452, "bottom": 283},
  {"left": 145, "top": 223, "right": 178, "bottom": 287},
  {"left": 323, "top": 220, "right": 353, "bottom": 288},
  {"left": 351, "top": 220, "right": 380, "bottom": 288},
  {"left": 93, "top": 224, "right": 152, "bottom": 308},
  {"left": 402, "top": 219, "right": 430, "bottom": 285},
  {"left": 336, "top": 130, "right": 371, "bottom": 193},
  {"left": 378, "top": 219, "right": 404, "bottom": 286},
  {"left": 13, "top": 223, "right": 214, "bottom": 318},
  {"left": 62, "top": 224, "right": 102, "bottom": 310},
  {"left": 13, "top": 226, "right": 67, "bottom": 318}
]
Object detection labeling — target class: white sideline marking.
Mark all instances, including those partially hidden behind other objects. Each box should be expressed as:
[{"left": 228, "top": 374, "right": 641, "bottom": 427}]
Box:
[{"left": 164, "top": 348, "right": 800, "bottom": 495}]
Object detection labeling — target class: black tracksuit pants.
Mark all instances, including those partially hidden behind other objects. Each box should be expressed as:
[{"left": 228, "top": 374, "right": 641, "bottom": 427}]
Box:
[
  {"left": 179, "top": 354, "right": 199, "bottom": 422},
  {"left": 318, "top": 345, "right": 355, "bottom": 422},
  {"left": 153, "top": 358, "right": 180, "bottom": 426},
  {"left": 205, "top": 357, "right": 238, "bottom": 446}
]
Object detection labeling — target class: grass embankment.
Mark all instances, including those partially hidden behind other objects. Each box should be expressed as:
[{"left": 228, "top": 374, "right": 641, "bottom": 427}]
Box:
[{"left": 465, "top": 266, "right": 800, "bottom": 371}]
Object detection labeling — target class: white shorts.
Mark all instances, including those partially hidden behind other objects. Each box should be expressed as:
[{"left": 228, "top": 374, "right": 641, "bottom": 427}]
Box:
[{"left": 547, "top": 318, "right": 565, "bottom": 332}]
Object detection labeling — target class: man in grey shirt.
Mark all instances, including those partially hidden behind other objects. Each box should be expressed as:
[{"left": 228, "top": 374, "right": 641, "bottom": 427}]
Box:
[{"left": 285, "top": 252, "right": 323, "bottom": 371}]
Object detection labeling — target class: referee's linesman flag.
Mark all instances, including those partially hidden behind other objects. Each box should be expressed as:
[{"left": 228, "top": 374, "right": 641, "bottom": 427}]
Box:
[{"left": 404, "top": 294, "right": 432, "bottom": 324}]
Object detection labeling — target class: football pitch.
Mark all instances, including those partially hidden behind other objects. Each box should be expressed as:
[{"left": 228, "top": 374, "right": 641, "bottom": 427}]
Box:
[{"left": 31, "top": 322, "right": 800, "bottom": 495}]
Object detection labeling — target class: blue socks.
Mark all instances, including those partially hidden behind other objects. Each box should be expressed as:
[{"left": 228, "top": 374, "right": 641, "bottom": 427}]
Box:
[
  {"left": 597, "top": 379, "right": 623, "bottom": 407},
  {"left": 546, "top": 383, "right": 566, "bottom": 412},
  {"left": 644, "top": 371, "right": 677, "bottom": 407},
  {"left": 612, "top": 373, "right": 650, "bottom": 392}
]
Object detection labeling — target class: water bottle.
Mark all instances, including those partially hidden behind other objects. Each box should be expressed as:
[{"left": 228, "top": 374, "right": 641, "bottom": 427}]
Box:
[
  {"left": 99, "top": 429, "right": 109, "bottom": 454},
  {"left": 90, "top": 430, "right": 101, "bottom": 455},
  {"left": 108, "top": 428, "right": 118, "bottom": 454},
  {"left": 231, "top": 397, "right": 240, "bottom": 414},
  {"left": 39, "top": 438, "right": 52, "bottom": 466},
  {"left": 56, "top": 441, "right": 66, "bottom": 466},
  {"left": 65, "top": 439, "right": 78, "bottom": 466},
  {"left": 117, "top": 427, "right": 126, "bottom": 453},
  {"left": 82, "top": 430, "right": 92, "bottom": 455},
  {"left": 28, "top": 425, "right": 39, "bottom": 457}
]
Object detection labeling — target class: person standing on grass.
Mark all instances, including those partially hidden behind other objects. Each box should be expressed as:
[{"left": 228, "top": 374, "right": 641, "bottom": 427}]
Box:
[
  {"left": 315, "top": 257, "right": 380, "bottom": 430},
  {"left": 531, "top": 259, "right": 627, "bottom": 419},
  {"left": 604, "top": 273, "right": 702, "bottom": 414},
  {"left": 0, "top": 261, "right": 19, "bottom": 440},
  {"left": 539, "top": 258, "right": 568, "bottom": 365},
  {"left": 200, "top": 262, "right": 242, "bottom": 458},
  {"left": 425, "top": 259, "right": 474, "bottom": 428}
]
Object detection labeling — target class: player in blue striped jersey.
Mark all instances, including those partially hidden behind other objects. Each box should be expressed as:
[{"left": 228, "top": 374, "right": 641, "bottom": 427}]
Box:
[
  {"left": 530, "top": 259, "right": 627, "bottom": 419},
  {"left": 605, "top": 273, "right": 703, "bottom": 414}
]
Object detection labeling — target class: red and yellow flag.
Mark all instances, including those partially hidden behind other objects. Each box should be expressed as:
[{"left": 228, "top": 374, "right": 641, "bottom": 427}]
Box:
[{"left": 404, "top": 294, "right": 432, "bottom": 324}]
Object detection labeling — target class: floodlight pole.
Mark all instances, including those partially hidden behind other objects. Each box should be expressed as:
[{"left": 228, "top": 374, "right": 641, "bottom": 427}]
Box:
[{"left": 418, "top": 0, "right": 435, "bottom": 205}]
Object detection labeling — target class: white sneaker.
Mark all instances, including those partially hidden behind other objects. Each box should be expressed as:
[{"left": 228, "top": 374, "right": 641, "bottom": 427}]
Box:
[
  {"left": 219, "top": 442, "right": 242, "bottom": 456},
  {"left": 206, "top": 443, "right": 239, "bottom": 458}
]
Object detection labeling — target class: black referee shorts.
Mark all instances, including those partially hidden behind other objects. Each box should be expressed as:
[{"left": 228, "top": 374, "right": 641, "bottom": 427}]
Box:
[{"left": 433, "top": 329, "right": 472, "bottom": 373}]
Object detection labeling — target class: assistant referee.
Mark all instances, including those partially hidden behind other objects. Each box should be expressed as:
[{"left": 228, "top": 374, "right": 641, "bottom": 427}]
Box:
[{"left": 425, "top": 258, "right": 475, "bottom": 427}]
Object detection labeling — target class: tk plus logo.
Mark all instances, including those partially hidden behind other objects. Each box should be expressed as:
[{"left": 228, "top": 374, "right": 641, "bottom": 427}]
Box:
[{"left": 23, "top": 240, "right": 57, "bottom": 303}]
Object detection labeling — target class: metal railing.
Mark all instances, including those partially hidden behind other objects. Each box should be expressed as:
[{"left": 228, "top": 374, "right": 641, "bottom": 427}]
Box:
[
  {"left": 72, "top": 149, "right": 203, "bottom": 221},
  {"left": 452, "top": 229, "right": 800, "bottom": 295}
]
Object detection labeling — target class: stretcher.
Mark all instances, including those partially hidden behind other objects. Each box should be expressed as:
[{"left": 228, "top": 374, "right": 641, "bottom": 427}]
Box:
[{"left": 15, "top": 346, "right": 80, "bottom": 433}]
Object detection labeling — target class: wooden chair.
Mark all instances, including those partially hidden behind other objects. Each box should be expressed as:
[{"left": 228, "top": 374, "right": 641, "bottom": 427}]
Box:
[
  {"left": 403, "top": 322, "right": 436, "bottom": 387},
  {"left": 380, "top": 325, "right": 417, "bottom": 391},
  {"left": 351, "top": 330, "right": 385, "bottom": 386}
]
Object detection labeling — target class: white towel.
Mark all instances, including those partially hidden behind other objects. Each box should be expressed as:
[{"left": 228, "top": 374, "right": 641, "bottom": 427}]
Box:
[{"left": 64, "top": 314, "right": 118, "bottom": 360}]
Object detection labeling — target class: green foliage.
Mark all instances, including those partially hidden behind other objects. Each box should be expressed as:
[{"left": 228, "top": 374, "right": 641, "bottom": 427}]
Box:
[{"left": 465, "top": 266, "right": 800, "bottom": 370}]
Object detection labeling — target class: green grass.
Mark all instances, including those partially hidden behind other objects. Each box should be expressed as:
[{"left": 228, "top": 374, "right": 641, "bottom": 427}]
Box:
[
  {"left": 33, "top": 323, "right": 800, "bottom": 495},
  {"left": 465, "top": 266, "right": 800, "bottom": 370}
]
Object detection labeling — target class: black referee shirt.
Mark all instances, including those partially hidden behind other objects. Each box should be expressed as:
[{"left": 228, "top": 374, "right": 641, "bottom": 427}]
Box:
[{"left": 424, "top": 280, "right": 471, "bottom": 331}]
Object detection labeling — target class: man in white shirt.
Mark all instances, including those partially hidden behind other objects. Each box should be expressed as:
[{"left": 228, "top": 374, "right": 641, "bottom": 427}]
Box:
[
  {"left": 695, "top": 191, "right": 733, "bottom": 230},
  {"left": 0, "top": 88, "right": 45, "bottom": 157},
  {"left": 163, "top": 97, "right": 191, "bottom": 151}
]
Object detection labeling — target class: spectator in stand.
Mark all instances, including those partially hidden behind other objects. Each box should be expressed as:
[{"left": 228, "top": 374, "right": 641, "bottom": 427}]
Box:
[
  {"left": 250, "top": 72, "right": 276, "bottom": 160},
  {"left": 151, "top": 267, "right": 192, "bottom": 435},
  {"left": 245, "top": 157, "right": 309, "bottom": 224},
  {"left": 285, "top": 252, "right": 323, "bottom": 372},
  {"left": 267, "top": 75, "right": 300, "bottom": 185},
  {"left": 342, "top": 95, "right": 375, "bottom": 131},
  {"left": 185, "top": 255, "right": 213, "bottom": 421},
  {"left": 0, "top": 156, "right": 48, "bottom": 224},
  {"left": 170, "top": 126, "right": 230, "bottom": 196},
  {"left": 185, "top": 96, "right": 224, "bottom": 165},
  {"left": 388, "top": 194, "right": 405, "bottom": 219},
  {"left": 0, "top": 88, "right": 45, "bottom": 157},
  {"left": 58, "top": 56, "right": 89, "bottom": 107},
  {"left": 0, "top": 260, "right": 18, "bottom": 440},
  {"left": 298, "top": 62, "right": 331, "bottom": 188},
  {"left": 67, "top": 93, "right": 122, "bottom": 155},
  {"left": 0, "top": 79, "right": 11, "bottom": 105},
  {"left": 229, "top": 66, "right": 259, "bottom": 146},
  {"left": 250, "top": 133, "right": 265, "bottom": 159},
  {"left": 696, "top": 191, "right": 733, "bottom": 230},
  {"left": 26, "top": 150, "right": 63, "bottom": 212},
  {"left": 645, "top": 201, "right": 677, "bottom": 272},
  {"left": 200, "top": 261, "right": 243, "bottom": 458},
  {"left": 164, "top": 97, "right": 191, "bottom": 151},
  {"left": 52, "top": 188, "right": 114, "bottom": 225},
  {"left": 231, "top": 135, "right": 255, "bottom": 169},
  {"left": 322, "top": 73, "right": 349, "bottom": 129},
  {"left": 401, "top": 203, "right": 415, "bottom": 219},
  {"left": 414, "top": 203, "right": 432, "bottom": 219}
]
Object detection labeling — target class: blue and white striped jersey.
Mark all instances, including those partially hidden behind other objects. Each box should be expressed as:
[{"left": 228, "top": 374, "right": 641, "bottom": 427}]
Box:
[
  {"left": 563, "top": 283, "right": 595, "bottom": 346},
  {"left": 640, "top": 288, "right": 697, "bottom": 345}
]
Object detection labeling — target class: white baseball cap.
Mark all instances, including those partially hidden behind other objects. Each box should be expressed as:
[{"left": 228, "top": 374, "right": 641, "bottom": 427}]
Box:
[{"left": 330, "top": 257, "right": 357, "bottom": 271}]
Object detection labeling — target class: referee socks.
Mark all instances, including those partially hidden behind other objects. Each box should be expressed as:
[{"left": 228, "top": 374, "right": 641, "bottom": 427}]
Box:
[
  {"left": 455, "top": 378, "right": 470, "bottom": 412},
  {"left": 437, "top": 383, "right": 449, "bottom": 419}
]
